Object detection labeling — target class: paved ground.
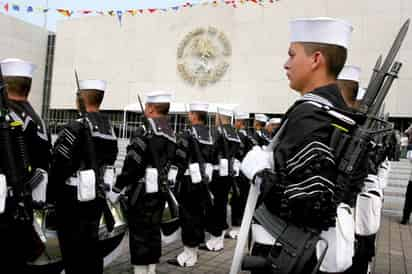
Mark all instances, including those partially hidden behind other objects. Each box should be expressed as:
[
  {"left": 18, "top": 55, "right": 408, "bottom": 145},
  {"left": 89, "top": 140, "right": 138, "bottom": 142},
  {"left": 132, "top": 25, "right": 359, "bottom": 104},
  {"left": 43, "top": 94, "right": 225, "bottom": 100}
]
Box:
[
  {"left": 104, "top": 234, "right": 241, "bottom": 274},
  {"left": 103, "top": 160, "right": 412, "bottom": 274}
]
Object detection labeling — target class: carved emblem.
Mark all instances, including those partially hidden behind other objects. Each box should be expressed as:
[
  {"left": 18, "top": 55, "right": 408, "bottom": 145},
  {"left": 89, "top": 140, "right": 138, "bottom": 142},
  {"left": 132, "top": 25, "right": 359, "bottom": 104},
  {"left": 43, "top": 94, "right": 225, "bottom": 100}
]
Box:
[{"left": 177, "top": 26, "right": 231, "bottom": 86}]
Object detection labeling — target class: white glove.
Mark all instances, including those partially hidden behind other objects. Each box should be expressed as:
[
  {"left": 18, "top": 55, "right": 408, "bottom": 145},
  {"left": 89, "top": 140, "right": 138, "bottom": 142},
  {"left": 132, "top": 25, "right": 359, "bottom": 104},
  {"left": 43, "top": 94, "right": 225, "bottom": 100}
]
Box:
[
  {"left": 107, "top": 191, "right": 120, "bottom": 204},
  {"left": 241, "top": 146, "right": 273, "bottom": 181}
]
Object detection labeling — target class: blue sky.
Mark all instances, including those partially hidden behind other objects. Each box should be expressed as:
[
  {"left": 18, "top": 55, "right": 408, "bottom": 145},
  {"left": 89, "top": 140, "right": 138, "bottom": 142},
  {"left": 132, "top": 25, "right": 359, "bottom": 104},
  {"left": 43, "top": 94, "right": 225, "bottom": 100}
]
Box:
[{"left": 0, "top": 0, "right": 201, "bottom": 31}]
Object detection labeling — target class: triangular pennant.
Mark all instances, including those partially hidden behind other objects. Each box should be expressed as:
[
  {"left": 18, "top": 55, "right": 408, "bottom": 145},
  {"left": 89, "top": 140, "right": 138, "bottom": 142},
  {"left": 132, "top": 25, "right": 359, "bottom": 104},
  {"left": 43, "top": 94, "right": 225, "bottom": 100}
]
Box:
[
  {"left": 57, "top": 9, "right": 71, "bottom": 17},
  {"left": 11, "top": 4, "right": 19, "bottom": 11},
  {"left": 4, "top": 3, "right": 8, "bottom": 12},
  {"left": 127, "top": 9, "right": 137, "bottom": 16},
  {"left": 148, "top": 8, "right": 157, "bottom": 13},
  {"left": 116, "top": 10, "right": 123, "bottom": 25},
  {"left": 27, "top": 6, "right": 33, "bottom": 12}
]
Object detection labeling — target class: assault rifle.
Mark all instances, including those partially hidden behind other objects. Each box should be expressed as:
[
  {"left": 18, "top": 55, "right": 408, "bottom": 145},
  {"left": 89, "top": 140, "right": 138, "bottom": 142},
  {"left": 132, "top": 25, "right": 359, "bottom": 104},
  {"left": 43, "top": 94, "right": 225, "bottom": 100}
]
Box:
[{"left": 216, "top": 109, "right": 240, "bottom": 198}]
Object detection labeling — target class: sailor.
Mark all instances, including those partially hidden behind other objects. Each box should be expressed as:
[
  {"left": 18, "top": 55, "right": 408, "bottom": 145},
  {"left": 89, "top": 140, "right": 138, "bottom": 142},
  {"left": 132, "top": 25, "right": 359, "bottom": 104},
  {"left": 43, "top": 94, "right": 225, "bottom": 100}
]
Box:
[
  {"left": 252, "top": 114, "right": 270, "bottom": 147},
  {"left": 112, "top": 91, "right": 185, "bottom": 274},
  {"left": 168, "top": 102, "right": 215, "bottom": 267},
  {"left": 265, "top": 117, "right": 282, "bottom": 139},
  {"left": 241, "top": 17, "right": 354, "bottom": 273},
  {"left": 1, "top": 58, "right": 51, "bottom": 175},
  {"left": 0, "top": 58, "right": 51, "bottom": 273},
  {"left": 341, "top": 80, "right": 388, "bottom": 274},
  {"left": 48, "top": 79, "right": 118, "bottom": 274},
  {"left": 337, "top": 65, "right": 362, "bottom": 108},
  {"left": 201, "top": 106, "right": 241, "bottom": 252},
  {"left": 227, "top": 111, "right": 255, "bottom": 239}
]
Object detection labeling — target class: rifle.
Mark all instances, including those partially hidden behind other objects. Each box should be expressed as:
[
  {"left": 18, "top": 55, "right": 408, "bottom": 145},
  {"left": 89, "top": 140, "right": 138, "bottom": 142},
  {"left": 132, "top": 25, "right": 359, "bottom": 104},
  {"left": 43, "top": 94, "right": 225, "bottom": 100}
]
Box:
[
  {"left": 74, "top": 71, "right": 115, "bottom": 232},
  {"left": 136, "top": 95, "right": 179, "bottom": 219},
  {"left": 190, "top": 126, "right": 215, "bottom": 209},
  {"left": 0, "top": 63, "right": 45, "bottom": 261},
  {"left": 330, "top": 20, "right": 409, "bottom": 203},
  {"left": 216, "top": 109, "right": 240, "bottom": 198}
]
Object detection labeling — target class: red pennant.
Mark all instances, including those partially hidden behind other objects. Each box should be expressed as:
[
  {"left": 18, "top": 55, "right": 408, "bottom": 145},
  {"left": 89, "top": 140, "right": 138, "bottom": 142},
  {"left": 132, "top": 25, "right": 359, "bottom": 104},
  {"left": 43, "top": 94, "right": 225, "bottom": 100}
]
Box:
[
  {"left": 4, "top": 3, "right": 8, "bottom": 12},
  {"left": 148, "top": 8, "right": 157, "bottom": 13},
  {"left": 82, "top": 10, "right": 92, "bottom": 14}
]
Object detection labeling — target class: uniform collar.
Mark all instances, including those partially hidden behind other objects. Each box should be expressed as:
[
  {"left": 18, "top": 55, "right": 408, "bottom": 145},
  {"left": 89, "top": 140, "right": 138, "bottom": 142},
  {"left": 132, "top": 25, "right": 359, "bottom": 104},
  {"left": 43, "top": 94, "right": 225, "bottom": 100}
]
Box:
[{"left": 309, "top": 83, "right": 347, "bottom": 110}]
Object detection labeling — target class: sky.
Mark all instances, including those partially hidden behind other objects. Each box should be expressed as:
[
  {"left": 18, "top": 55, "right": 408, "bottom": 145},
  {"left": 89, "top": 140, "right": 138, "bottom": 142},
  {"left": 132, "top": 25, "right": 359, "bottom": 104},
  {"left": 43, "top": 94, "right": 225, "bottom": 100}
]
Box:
[{"left": 0, "top": 0, "right": 202, "bottom": 31}]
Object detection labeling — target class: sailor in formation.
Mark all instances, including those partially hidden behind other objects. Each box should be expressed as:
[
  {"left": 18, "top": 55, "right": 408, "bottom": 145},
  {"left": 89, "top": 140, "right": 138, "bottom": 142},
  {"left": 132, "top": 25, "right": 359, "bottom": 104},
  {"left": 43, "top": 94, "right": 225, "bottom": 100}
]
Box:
[
  {"left": 0, "top": 58, "right": 51, "bottom": 273},
  {"left": 48, "top": 79, "right": 118, "bottom": 274}
]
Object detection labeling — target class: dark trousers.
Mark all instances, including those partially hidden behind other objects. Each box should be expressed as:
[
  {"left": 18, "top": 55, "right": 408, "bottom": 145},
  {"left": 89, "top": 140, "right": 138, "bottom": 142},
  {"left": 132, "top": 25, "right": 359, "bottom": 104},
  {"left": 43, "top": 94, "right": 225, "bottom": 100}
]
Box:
[
  {"left": 128, "top": 192, "right": 165, "bottom": 265},
  {"left": 230, "top": 176, "right": 250, "bottom": 227},
  {"left": 205, "top": 176, "right": 232, "bottom": 236},
  {"left": 56, "top": 188, "right": 103, "bottom": 274},
  {"left": 180, "top": 177, "right": 206, "bottom": 247},
  {"left": 402, "top": 180, "right": 412, "bottom": 223},
  {"left": 345, "top": 234, "right": 376, "bottom": 274},
  {"left": 0, "top": 220, "right": 33, "bottom": 274}
]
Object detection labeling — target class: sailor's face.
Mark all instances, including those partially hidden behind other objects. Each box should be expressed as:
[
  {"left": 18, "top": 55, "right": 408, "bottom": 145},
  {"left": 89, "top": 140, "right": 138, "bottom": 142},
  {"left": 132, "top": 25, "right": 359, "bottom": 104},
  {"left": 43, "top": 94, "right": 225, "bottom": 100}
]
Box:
[{"left": 284, "top": 42, "right": 313, "bottom": 92}]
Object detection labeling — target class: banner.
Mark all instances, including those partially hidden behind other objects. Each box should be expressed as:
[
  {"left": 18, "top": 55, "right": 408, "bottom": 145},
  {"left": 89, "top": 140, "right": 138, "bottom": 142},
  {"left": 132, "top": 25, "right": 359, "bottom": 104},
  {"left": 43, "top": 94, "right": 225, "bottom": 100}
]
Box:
[{"left": 0, "top": 0, "right": 280, "bottom": 18}]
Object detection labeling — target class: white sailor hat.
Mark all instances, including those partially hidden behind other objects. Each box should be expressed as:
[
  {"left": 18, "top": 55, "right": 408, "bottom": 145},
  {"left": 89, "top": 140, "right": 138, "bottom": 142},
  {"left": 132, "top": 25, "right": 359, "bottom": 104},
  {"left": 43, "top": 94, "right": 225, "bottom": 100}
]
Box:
[
  {"left": 217, "top": 106, "right": 234, "bottom": 117},
  {"left": 289, "top": 17, "right": 353, "bottom": 49},
  {"left": 356, "top": 87, "right": 366, "bottom": 101},
  {"left": 255, "top": 114, "right": 268, "bottom": 123},
  {"left": 338, "top": 65, "right": 361, "bottom": 82},
  {"left": 235, "top": 111, "right": 250, "bottom": 120},
  {"left": 79, "top": 79, "right": 106, "bottom": 92},
  {"left": 189, "top": 102, "right": 209, "bottom": 112},
  {"left": 145, "top": 90, "right": 173, "bottom": 103},
  {"left": 0, "top": 58, "right": 36, "bottom": 78},
  {"left": 268, "top": 118, "right": 282, "bottom": 124}
]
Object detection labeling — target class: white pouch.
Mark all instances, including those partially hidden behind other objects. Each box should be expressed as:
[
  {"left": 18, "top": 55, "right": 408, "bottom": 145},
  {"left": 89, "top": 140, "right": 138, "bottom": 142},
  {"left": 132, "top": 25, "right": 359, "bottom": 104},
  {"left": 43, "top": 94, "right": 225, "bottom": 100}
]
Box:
[
  {"left": 317, "top": 203, "right": 354, "bottom": 273},
  {"left": 77, "top": 169, "right": 96, "bottom": 202},
  {"left": 145, "top": 168, "right": 159, "bottom": 194},
  {"left": 205, "top": 163, "right": 213, "bottom": 182},
  {"left": 0, "top": 174, "right": 7, "bottom": 214},
  {"left": 219, "top": 158, "right": 229, "bottom": 177},
  {"left": 355, "top": 189, "right": 383, "bottom": 236},
  {"left": 189, "top": 163, "right": 202, "bottom": 184},
  {"left": 103, "top": 167, "right": 115, "bottom": 189},
  {"left": 168, "top": 165, "right": 179, "bottom": 184},
  {"left": 233, "top": 159, "right": 241, "bottom": 177},
  {"left": 407, "top": 150, "right": 412, "bottom": 161},
  {"left": 32, "top": 169, "right": 48, "bottom": 203}
]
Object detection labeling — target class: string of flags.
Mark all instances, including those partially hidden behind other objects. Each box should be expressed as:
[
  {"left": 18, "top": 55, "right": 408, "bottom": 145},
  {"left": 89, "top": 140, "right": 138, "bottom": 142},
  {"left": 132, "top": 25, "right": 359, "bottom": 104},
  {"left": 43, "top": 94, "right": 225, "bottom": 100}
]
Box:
[{"left": 0, "top": 0, "right": 280, "bottom": 21}]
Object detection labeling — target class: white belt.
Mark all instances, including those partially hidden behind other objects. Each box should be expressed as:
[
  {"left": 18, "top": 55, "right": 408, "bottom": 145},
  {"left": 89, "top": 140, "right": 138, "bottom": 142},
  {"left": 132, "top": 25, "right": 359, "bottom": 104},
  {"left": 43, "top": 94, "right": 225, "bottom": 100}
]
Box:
[{"left": 184, "top": 163, "right": 216, "bottom": 175}]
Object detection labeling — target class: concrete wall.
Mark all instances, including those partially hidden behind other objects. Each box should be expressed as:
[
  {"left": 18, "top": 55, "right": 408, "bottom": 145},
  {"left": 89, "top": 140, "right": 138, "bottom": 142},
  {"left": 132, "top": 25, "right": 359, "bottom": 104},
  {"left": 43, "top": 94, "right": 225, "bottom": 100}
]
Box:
[
  {"left": 0, "top": 13, "right": 49, "bottom": 114},
  {"left": 51, "top": 0, "right": 412, "bottom": 116}
]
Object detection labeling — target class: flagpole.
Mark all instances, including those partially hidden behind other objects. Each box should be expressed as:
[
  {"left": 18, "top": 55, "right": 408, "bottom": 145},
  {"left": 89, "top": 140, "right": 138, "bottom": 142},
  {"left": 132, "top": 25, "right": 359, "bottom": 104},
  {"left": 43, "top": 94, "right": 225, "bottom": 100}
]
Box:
[{"left": 43, "top": 0, "right": 48, "bottom": 29}]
